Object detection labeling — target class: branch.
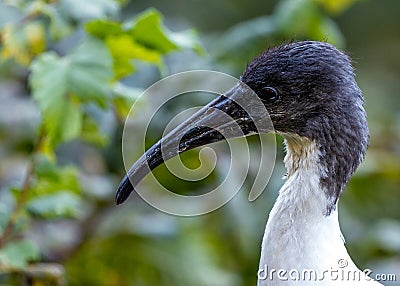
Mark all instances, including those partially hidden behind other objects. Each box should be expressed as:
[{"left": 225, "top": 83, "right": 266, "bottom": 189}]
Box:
[
  {"left": 0, "top": 132, "right": 46, "bottom": 248},
  {"left": 0, "top": 162, "right": 34, "bottom": 248}
]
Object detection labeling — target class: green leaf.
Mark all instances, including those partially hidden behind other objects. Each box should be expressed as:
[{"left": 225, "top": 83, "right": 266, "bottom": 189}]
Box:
[
  {"left": 105, "top": 34, "right": 162, "bottom": 79},
  {"left": 128, "top": 9, "right": 178, "bottom": 53},
  {"left": 85, "top": 19, "right": 123, "bottom": 39},
  {"left": 27, "top": 191, "right": 81, "bottom": 219},
  {"left": 46, "top": 93, "right": 82, "bottom": 145},
  {"left": 85, "top": 10, "right": 202, "bottom": 79},
  {"left": 68, "top": 39, "right": 114, "bottom": 104},
  {"left": 30, "top": 38, "right": 113, "bottom": 146},
  {"left": 29, "top": 165, "right": 80, "bottom": 198},
  {"left": 0, "top": 239, "right": 40, "bottom": 269},
  {"left": 127, "top": 9, "right": 203, "bottom": 54}
]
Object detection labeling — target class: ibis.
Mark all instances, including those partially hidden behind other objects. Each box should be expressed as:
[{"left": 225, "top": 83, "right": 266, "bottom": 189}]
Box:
[{"left": 116, "top": 41, "right": 382, "bottom": 285}]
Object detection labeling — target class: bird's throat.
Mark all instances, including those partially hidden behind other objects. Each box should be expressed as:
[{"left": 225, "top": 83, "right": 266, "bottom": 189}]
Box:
[
  {"left": 282, "top": 133, "right": 348, "bottom": 215},
  {"left": 280, "top": 134, "right": 332, "bottom": 216},
  {"left": 257, "top": 134, "right": 379, "bottom": 285},
  {"left": 283, "top": 135, "right": 324, "bottom": 179},
  {"left": 258, "top": 140, "right": 348, "bottom": 285}
]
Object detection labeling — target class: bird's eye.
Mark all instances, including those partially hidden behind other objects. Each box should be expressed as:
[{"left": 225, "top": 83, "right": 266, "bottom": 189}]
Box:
[{"left": 260, "top": 87, "right": 279, "bottom": 102}]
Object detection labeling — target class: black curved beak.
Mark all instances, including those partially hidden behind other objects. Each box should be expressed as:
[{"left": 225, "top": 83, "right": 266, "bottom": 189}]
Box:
[{"left": 115, "top": 82, "right": 272, "bottom": 205}]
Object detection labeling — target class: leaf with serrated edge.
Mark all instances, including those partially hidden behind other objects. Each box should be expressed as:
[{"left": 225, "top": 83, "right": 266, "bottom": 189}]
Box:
[
  {"left": 85, "top": 19, "right": 123, "bottom": 38},
  {"left": 30, "top": 38, "right": 113, "bottom": 146},
  {"left": 128, "top": 9, "right": 178, "bottom": 53},
  {"left": 29, "top": 165, "right": 80, "bottom": 199}
]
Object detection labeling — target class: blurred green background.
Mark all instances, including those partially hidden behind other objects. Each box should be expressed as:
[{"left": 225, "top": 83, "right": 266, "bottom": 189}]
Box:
[{"left": 0, "top": 0, "right": 399, "bottom": 285}]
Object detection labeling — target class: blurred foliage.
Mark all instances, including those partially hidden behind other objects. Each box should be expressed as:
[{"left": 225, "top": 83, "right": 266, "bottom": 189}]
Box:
[
  {"left": 212, "top": 0, "right": 351, "bottom": 71},
  {"left": 0, "top": 239, "right": 39, "bottom": 269},
  {"left": 0, "top": 0, "right": 200, "bottom": 278},
  {"left": 315, "top": 0, "right": 360, "bottom": 13},
  {"left": 0, "top": 0, "right": 399, "bottom": 285}
]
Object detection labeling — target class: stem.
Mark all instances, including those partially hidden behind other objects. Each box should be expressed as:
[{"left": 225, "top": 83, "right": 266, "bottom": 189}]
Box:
[
  {"left": 0, "top": 162, "right": 34, "bottom": 248},
  {"left": 0, "top": 132, "right": 46, "bottom": 248}
]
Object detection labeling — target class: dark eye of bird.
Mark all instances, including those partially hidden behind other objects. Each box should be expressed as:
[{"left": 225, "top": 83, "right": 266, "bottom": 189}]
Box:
[{"left": 260, "top": 86, "right": 279, "bottom": 102}]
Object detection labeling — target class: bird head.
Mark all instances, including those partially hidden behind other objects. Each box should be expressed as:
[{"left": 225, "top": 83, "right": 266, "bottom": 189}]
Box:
[{"left": 116, "top": 41, "right": 369, "bottom": 214}]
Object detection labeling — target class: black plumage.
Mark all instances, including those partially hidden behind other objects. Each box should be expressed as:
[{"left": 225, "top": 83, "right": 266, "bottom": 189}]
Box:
[{"left": 116, "top": 41, "right": 369, "bottom": 216}]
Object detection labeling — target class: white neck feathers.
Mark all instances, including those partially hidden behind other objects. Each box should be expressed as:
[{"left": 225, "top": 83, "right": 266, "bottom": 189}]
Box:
[{"left": 257, "top": 135, "right": 381, "bottom": 285}]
